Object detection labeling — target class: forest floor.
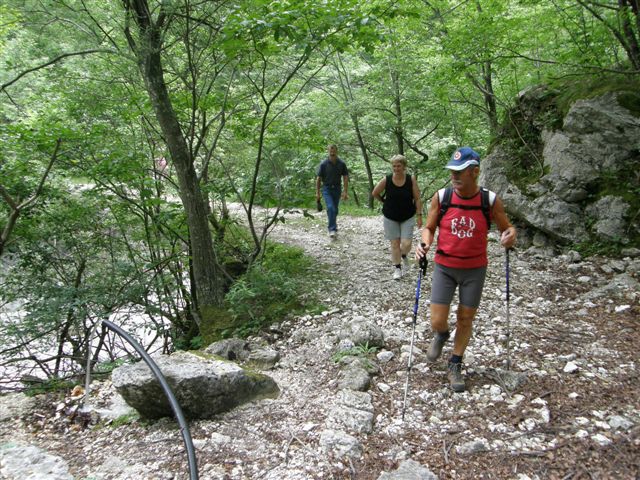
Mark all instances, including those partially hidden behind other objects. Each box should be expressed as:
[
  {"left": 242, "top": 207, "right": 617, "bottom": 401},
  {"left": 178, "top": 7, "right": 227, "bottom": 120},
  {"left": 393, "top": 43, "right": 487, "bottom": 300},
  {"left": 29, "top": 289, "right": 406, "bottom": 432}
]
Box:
[{"left": 1, "top": 210, "right": 639, "bottom": 480}]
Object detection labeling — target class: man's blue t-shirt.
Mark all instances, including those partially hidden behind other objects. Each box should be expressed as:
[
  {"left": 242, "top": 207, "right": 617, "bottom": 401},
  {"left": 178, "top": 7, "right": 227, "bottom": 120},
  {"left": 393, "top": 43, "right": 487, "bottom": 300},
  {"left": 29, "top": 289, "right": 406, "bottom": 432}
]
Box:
[{"left": 317, "top": 158, "right": 349, "bottom": 188}]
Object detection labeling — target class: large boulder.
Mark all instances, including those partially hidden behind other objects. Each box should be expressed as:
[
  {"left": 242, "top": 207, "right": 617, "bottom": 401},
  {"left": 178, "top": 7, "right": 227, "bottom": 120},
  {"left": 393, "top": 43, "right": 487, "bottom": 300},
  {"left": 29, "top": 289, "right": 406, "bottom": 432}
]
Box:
[
  {"left": 480, "top": 147, "right": 588, "bottom": 244},
  {"left": 112, "top": 351, "right": 279, "bottom": 420},
  {"left": 204, "top": 338, "right": 250, "bottom": 361},
  {"left": 481, "top": 87, "right": 640, "bottom": 247},
  {"left": 204, "top": 338, "right": 280, "bottom": 370}
]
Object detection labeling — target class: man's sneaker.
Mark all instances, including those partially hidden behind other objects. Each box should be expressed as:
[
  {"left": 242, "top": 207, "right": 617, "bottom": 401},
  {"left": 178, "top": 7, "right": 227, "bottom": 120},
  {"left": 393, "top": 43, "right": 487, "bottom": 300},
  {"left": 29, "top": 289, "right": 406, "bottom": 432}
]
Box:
[
  {"left": 329, "top": 230, "right": 336, "bottom": 238},
  {"left": 447, "top": 362, "right": 466, "bottom": 392},
  {"left": 426, "top": 331, "right": 450, "bottom": 362},
  {"left": 392, "top": 267, "right": 402, "bottom": 280}
]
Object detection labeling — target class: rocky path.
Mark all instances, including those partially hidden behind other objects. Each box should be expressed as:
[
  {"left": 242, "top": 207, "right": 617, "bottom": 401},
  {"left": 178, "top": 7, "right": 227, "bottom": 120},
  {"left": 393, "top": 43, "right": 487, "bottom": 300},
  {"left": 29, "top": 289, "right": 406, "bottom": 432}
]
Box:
[{"left": 1, "top": 211, "right": 639, "bottom": 480}]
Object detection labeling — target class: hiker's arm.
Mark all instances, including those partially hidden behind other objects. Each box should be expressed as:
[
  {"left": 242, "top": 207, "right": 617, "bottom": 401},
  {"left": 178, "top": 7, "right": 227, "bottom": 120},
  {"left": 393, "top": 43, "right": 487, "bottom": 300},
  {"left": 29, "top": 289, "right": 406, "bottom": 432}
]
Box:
[
  {"left": 492, "top": 197, "right": 517, "bottom": 249},
  {"left": 372, "top": 177, "right": 386, "bottom": 202},
  {"left": 416, "top": 193, "right": 439, "bottom": 259},
  {"left": 341, "top": 174, "right": 349, "bottom": 200},
  {"left": 412, "top": 176, "right": 423, "bottom": 228}
]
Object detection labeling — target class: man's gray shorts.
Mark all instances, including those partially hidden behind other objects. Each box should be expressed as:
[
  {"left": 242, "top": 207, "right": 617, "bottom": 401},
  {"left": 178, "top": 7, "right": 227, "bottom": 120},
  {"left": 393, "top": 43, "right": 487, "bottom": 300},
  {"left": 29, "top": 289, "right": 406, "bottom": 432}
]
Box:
[
  {"left": 383, "top": 215, "right": 415, "bottom": 240},
  {"left": 430, "top": 263, "right": 487, "bottom": 309}
]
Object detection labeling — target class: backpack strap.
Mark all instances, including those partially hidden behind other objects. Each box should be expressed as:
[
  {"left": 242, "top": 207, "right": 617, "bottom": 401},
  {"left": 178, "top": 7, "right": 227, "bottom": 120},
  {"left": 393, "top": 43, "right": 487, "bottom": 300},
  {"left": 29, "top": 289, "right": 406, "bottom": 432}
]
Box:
[
  {"left": 437, "top": 187, "right": 453, "bottom": 226},
  {"left": 380, "top": 174, "right": 393, "bottom": 201},
  {"left": 480, "top": 187, "right": 496, "bottom": 228},
  {"left": 438, "top": 187, "right": 495, "bottom": 228}
]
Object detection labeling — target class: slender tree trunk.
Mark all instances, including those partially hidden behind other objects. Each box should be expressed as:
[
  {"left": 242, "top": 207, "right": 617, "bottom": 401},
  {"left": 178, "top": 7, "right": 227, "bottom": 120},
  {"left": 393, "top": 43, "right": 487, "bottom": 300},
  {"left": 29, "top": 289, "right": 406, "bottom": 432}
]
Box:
[
  {"left": 391, "top": 68, "right": 404, "bottom": 155},
  {"left": 144, "top": 49, "right": 224, "bottom": 313},
  {"left": 352, "top": 115, "right": 375, "bottom": 209},
  {"left": 482, "top": 61, "right": 499, "bottom": 136},
  {"left": 54, "top": 258, "right": 86, "bottom": 376},
  {"left": 578, "top": 0, "right": 640, "bottom": 70},
  {"left": 0, "top": 139, "right": 58, "bottom": 257},
  {"left": 471, "top": 1, "right": 499, "bottom": 136},
  {"left": 335, "top": 54, "right": 375, "bottom": 208}
]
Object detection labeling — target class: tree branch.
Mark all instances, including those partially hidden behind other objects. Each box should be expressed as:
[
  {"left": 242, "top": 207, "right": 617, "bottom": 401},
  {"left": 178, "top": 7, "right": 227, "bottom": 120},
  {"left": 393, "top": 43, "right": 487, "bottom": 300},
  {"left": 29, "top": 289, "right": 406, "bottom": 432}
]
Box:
[
  {"left": 495, "top": 46, "right": 640, "bottom": 74},
  {"left": 0, "top": 139, "right": 61, "bottom": 256},
  {"left": 1, "top": 49, "right": 117, "bottom": 92}
]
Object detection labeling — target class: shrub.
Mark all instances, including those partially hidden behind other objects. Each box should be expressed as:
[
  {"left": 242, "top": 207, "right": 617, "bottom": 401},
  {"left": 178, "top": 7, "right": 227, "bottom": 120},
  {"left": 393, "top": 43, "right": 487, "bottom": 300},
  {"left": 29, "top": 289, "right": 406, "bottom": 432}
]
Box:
[{"left": 220, "top": 242, "right": 320, "bottom": 339}]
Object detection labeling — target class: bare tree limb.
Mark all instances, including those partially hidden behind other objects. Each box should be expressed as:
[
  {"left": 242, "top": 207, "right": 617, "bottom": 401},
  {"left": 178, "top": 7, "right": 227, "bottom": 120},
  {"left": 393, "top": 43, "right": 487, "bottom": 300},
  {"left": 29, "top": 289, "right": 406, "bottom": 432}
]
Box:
[
  {"left": 401, "top": 123, "right": 439, "bottom": 162},
  {"left": 495, "top": 45, "right": 640, "bottom": 74},
  {"left": 1, "top": 49, "right": 117, "bottom": 92}
]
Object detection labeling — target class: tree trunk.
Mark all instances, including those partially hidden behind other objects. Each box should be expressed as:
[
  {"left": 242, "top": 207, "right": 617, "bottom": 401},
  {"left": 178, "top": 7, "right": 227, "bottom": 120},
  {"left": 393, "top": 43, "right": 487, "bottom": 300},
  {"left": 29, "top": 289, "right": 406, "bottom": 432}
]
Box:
[
  {"left": 335, "top": 54, "right": 375, "bottom": 208},
  {"left": 352, "top": 115, "right": 375, "bottom": 209},
  {"left": 620, "top": 0, "right": 640, "bottom": 70},
  {"left": 578, "top": 0, "right": 640, "bottom": 70},
  {"left": 144, "top": 47, "right": 224, "bottom": 315},
  {"left": 391, "top": 68, "right": 404, "bottom": 155},
  {"left": 482, "top": 61, "right": 499, "bottom": 137},
  {"left": 123, "top": 0, "right": 224, "bottom": 326}
]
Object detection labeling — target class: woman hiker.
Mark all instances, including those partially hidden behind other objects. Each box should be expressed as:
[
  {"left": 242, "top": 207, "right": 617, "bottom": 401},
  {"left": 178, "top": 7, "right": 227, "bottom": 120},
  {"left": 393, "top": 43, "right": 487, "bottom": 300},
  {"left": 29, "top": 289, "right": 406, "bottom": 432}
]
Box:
[{"left": 372, "top": 154, "right": 423, "bottom": 280}]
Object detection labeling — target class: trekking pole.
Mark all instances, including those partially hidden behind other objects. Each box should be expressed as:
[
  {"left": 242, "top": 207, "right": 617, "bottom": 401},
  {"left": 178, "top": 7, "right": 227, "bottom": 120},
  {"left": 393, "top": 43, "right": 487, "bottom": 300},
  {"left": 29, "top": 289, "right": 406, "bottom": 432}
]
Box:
[
  {"left": 402, "top": 244, "right": 428, "bottom": 420},
  {"left": 505, "top": 248, "right": 512, "bottom": 371}
]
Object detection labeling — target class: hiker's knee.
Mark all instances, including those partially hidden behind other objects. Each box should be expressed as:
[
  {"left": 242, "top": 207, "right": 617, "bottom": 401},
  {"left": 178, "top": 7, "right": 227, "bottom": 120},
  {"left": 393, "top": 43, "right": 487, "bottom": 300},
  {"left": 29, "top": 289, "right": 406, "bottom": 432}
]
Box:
[
  {"left": 456, "top": 306, "right": 476, "bottom": 328},
  {"left": 430, "top": 303, "right": 450, "bottom": 330}
]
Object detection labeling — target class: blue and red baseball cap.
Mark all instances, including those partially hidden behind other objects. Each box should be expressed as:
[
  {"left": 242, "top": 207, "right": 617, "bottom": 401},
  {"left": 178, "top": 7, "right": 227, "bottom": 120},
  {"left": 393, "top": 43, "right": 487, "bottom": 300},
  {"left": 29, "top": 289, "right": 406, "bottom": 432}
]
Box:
[{"left": 445, "top": 147, "right": 480, "bottom": 171}]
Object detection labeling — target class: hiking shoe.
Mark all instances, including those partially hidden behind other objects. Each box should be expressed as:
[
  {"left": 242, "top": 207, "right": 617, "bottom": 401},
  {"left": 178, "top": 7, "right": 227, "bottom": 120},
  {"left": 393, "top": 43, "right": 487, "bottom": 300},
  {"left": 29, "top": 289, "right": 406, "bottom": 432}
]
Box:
[
  {"left": 393, "top": 268, "right": 402, "bottom": 280},
  {"left": 447, "top": 362, "right": 466, "bottom": 392},
  {"left": 426, "top": 331, "right": 450, "bottom": 362},
  {"left": 329, "top": 230, "right": 336, "bottom": 238}
]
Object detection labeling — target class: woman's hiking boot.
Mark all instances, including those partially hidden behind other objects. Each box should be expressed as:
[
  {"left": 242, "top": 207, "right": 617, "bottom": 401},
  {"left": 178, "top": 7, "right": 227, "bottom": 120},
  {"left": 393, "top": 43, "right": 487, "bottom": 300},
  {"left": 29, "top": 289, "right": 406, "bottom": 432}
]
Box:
[
  {"left": 447, "top": 362, "right": 465, "bottom": 392},
  {"left": 426, "top": 331, "right": 450, "bottom": 362}
]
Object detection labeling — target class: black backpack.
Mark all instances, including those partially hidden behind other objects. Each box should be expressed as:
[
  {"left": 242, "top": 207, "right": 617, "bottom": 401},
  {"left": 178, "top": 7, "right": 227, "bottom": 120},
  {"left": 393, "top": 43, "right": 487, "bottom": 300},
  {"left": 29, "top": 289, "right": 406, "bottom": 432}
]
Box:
[{"left": 437, "top": 187, "right": 496, "bottom": 228}]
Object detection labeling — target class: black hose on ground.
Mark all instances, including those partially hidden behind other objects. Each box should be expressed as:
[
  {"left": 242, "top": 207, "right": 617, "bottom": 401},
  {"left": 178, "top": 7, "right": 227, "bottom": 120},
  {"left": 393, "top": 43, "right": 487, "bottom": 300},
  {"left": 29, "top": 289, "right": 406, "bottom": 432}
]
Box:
[{"left": 101, "top": 319, "right": 199, "bottom": 480}]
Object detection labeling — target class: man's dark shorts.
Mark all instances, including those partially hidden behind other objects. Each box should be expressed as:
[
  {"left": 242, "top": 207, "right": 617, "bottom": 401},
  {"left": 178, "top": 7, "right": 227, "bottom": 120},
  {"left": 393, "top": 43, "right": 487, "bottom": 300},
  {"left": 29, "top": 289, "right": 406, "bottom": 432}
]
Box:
[{"left": 430, "top": 263, "right": 487, "bottom": 309}]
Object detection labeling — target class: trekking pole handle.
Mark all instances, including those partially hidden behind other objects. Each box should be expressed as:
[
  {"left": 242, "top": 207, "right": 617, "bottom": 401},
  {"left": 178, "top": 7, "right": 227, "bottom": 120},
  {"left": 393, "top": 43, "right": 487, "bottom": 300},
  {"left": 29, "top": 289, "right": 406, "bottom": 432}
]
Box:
[{"left": 419, "top": 243, "right": 428, "bottom": 276}]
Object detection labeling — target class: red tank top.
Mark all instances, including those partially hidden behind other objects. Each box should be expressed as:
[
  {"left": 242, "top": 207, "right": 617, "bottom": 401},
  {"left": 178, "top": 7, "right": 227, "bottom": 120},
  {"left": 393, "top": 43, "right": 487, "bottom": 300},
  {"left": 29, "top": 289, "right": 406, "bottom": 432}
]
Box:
[{"left": 435, "top": 190, "right": 490, "bottom": 268}]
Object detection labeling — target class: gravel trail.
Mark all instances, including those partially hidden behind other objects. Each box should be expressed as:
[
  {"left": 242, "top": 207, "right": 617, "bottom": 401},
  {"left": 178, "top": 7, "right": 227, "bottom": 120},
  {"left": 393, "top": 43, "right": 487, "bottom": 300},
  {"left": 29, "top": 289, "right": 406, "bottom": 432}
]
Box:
[{"left": 1, "top": 210, "right": 639, "bottom": 480}]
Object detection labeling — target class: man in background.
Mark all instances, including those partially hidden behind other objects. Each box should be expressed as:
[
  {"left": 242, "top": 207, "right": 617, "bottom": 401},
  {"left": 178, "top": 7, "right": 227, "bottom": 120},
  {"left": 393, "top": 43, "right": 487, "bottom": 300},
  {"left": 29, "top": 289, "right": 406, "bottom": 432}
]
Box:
[{"left": 316, "top": 144, "right": 349, "bottom": 238}]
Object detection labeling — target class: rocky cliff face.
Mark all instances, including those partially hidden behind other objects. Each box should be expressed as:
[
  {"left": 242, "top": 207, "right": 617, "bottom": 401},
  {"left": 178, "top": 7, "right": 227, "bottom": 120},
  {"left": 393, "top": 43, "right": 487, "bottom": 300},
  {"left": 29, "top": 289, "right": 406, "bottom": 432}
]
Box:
[{"left": 480, "top": 84, "right": 640, "bottom": 252}]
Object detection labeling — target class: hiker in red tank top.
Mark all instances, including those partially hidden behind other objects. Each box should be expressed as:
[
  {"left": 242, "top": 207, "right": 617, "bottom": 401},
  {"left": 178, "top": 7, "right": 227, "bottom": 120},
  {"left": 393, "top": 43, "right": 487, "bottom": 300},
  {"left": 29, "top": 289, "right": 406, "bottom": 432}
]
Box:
[
  {"left": 415, "top": 147, "right": 517, "bottom": 393},
  {"left": 435, "top": 190, "right": 490, "bottom": 269}
]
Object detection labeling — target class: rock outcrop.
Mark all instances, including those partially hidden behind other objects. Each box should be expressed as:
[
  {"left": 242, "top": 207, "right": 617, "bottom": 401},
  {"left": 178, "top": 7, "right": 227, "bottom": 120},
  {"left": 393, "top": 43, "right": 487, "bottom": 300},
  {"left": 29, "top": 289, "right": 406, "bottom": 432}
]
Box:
[{"left": 480, "top": 86, "right": 640, "bottom": 248}]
